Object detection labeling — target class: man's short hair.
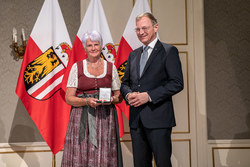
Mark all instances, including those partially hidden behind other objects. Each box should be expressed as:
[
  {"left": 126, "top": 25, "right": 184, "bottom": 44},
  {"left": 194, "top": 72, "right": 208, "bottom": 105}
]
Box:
[{"left": 136, "top": 12, "right": 158, "bottom": 26}]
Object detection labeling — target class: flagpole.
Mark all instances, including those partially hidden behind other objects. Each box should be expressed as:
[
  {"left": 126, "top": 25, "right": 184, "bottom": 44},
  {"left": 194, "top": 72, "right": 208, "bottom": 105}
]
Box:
[
  {"left": 52, "top": 154, "right": 56, "bottom": 167},
  {"left": 149, "top": 0, "right": 153, "bottom": 12}
]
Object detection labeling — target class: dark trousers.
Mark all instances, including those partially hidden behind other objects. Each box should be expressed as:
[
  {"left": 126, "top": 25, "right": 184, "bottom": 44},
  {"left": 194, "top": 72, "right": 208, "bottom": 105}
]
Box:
[{"left": 130, "top": 120, "right": 172, "bottom": 167}]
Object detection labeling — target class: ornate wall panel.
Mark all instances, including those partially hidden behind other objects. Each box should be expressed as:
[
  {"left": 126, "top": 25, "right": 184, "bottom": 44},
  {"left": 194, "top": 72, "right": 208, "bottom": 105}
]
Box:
[
  {"left": 55, "top": 151, "right": 63, "bottom": 167},
  {"left": 0, "top": 143, "right": 53, "bottom": 166},
  {"left": 152, "top": 0, "right": 187, "bottom": 44},
  {"left": 173, "top": 52, "right": 190, "bottom": 133},
  {"left": 207, "top": 135, "right": 250, "bottom": 165},
  {"left": 0, "top": 151, "right": 52, "bottom": 167},
  {"left": 120, "top": 142, "right": 134, "bottom": 167},
  {"left": 172, "top": 140, "right": 191, "bottom": 167},
  {"left": 211, "top": 145, "right": 250, "bottom": 167}
]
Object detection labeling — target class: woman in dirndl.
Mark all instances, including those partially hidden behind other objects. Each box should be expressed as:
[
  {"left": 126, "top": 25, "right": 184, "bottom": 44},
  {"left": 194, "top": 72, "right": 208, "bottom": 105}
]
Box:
[{"left": 61, "top": 30, "right": 123, "bottom": 167}]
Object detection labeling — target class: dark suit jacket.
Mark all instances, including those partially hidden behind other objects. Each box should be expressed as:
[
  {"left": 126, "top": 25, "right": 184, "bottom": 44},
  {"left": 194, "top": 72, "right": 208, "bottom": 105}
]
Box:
[{"left": 120, "top": 40, "right": 184, "bottom": 129}]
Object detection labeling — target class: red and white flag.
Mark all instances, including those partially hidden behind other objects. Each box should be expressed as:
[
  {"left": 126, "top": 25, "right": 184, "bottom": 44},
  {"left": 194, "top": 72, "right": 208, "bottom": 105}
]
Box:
[
  {"left": 115, "top": 0, "right": 151, "bottom": 119},
  {"left": 16, "top": 0, "right": 72, "bottom": 154},
  {"left": 62, "top": 0, "right": 124, "bottom": 137}
]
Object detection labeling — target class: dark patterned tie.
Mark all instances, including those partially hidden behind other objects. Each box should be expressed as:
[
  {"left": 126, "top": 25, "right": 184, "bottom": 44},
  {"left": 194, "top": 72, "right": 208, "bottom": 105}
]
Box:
[{"left": 140, "top": 46, "right": 149, "bottom": 77}]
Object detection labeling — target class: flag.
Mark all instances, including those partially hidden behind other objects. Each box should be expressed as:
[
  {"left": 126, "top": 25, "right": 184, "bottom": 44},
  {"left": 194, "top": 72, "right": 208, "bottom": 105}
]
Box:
[
  {"left": 15, "top": 0, "right": 72, "bottom": 154},
  {"left": 115, "top": 0, "right": 151, "bottom": 119},
  {"left": 61, "top": 0, "right": 124, "bottom": 137}
]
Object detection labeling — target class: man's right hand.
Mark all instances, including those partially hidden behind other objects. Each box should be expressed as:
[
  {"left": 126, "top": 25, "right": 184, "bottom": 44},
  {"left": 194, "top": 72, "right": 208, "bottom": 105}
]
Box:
[{"left": 127, "top": 92, "right": 139, "bottom": 102}]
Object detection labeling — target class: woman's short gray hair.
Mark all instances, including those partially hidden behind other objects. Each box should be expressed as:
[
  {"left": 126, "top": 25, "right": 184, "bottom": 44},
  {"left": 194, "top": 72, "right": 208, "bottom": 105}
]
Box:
[{"left": 81, "top": 30, "right": 103, "bottom": 48}]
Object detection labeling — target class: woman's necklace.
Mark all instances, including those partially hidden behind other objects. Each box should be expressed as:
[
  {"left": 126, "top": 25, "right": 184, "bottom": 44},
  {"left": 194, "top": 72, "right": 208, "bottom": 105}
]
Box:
[{"left": 87, "top": 58, "right": 102, "bottom": 69}]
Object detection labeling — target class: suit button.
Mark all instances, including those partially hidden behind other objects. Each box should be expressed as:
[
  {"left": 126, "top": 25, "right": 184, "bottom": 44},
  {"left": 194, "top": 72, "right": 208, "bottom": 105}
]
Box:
[{"left": 138, "top": 85, "right": 140, "bottom": 87}]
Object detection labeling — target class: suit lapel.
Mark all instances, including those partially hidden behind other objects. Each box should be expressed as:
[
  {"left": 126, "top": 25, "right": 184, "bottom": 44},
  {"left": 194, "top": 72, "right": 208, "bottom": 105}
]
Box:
[
  {"left": 135, "top": 47, "right": 143, "bottom": 79},
  {"left": 140, "top": 40, "right": 162, "bottom": 77}
]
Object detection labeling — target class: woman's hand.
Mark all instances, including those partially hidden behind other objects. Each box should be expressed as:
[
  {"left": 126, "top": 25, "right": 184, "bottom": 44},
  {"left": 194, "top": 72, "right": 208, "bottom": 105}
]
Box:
[
  {"left": 111, "top": 90, "right": 123, "bottom": 104},
  {"left": 86, "top": 97, "right": 101, "bottom": 109},
  {"left": 100, "top": 100, "right": 112, "bottom": 105}
]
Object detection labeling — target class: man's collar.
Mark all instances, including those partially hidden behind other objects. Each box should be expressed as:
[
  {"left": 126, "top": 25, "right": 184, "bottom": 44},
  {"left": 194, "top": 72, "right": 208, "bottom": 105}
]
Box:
[{"left": 143, "top": 37, "right": 158, "bottom": 49}]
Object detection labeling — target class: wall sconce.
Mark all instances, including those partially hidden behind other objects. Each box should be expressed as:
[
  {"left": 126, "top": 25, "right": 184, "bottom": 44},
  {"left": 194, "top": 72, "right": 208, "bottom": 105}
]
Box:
[{"left": 11, "top": 27, "right": 27, "bottom": 60}]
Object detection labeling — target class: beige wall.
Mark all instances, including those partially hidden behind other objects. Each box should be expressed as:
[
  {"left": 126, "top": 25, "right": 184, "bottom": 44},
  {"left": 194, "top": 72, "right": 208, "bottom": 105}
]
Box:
[
  {"left": 205, "top": 0, "right": 250, "bottom": 140},
  {"left": 0, "top": 0, "right": 44, "bottom": 143},
  {"left": 204, "top": 0, "right": 250, "bottom": 166}
]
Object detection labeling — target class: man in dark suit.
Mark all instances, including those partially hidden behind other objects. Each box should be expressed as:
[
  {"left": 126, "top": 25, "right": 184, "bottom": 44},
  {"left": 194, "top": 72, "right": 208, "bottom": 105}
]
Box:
[{"left": 120, "top": 12, "right": 184, "bottom": 167}]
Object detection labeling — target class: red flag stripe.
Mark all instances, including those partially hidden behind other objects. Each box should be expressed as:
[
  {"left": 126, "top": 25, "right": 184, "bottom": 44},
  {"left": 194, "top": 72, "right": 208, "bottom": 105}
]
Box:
[
  {"left": 29, "top": 68, "right": 65, "bottom": 99},
  {"left": 115, "top": 37, "right": 132, "bottom": 120},
  {"left": 42, "top": 81, "right": 64, "bottom": 100},
  {"left": 115, "top": 37, "right": 132, "bottom": 68}
]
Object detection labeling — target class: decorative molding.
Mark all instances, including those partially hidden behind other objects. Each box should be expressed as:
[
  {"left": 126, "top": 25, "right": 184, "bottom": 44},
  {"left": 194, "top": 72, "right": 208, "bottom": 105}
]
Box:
[
  {"left": 173, "top": 52, "right": 190, "bottom": 134},
  {"left": 212, "top": 146, "right": 250, "bottom": 167},
  {"left": 174, "top": 139, "right": 192, "bottom": 167},
  {"left": 129, "top": 0, "right": 188, "bottom": 45},
  {"left": 154, "top": 0, "right": 188, "bottom": 45},
  {"left": 170, "top": 0, "right": 188, "bottom": 46},
  {"left": 0, "top": 140, "right": 191, "bottom": 167},
  {"left": 0, "top": 148, "right": 55, "bottom": 167},
  {"left": 208, "top": 139, "right": 250, "bottom": 144},
  {"left": 0, "top": 150, "right": 52, "bottom": 154}
]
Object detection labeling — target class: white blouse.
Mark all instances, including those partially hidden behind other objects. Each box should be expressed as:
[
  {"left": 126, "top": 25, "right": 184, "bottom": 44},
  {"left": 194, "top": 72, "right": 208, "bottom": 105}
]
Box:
[{"left": 67, "top": 59, "right": 121, "bottom": 91}]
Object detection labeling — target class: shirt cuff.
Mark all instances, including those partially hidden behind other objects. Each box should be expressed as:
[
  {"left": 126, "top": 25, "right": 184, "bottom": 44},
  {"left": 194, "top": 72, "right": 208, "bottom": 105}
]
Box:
[
  {"left": 125, "top": 93, "right": 131, "bottom": 102},
  {"left": 148, "top": 93, "right": 152, "bottom": 102}
]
